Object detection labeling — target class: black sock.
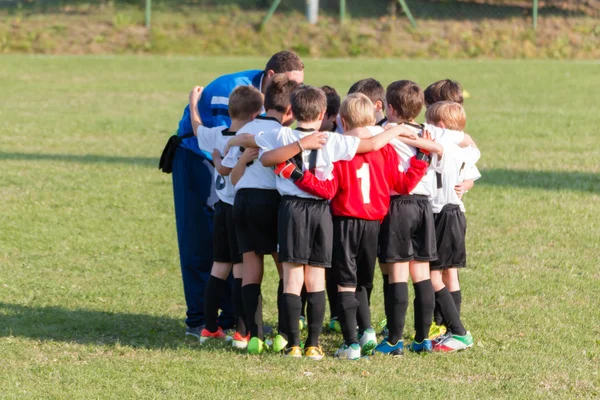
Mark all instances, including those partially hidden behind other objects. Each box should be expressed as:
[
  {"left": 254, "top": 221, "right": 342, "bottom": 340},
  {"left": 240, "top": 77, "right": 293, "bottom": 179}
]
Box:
[
  {"left": 433, "top": 301, "right": 443, "bottom": 326},
  {"left": 233, "top": 278, "right": 247, "bottom": 336},
  {"left": 305, "top": 291, "right": 326, "bottom": 347},
  {"left": 300, "top": 285, "right": 308, "bottom": 319},
  {"left": 382, "top": 274, "right": 391, "bottom": 325},
  {"left": 204, "top": 276, "right": 227, "bottom": 333},
  {"left": 355, "top": 286, "right": 371, "bottom": 334},
  {"left": 386, "top": 282, "right": 408, "bottom": 344},
  {"left": 277, "top": 279, "right": 286, "bottom": 338},
  {"left": 451, "top": 290, "right": 462, "bottom": 316},
  {"left": 242, "top": 284, "right": 263, "bottom": 340},
  {"left": 337, "top": 292, "right": 359, "bottom": 345},
  {"left": 283, "top": 293, "right": 302, "bottom": 347},
  {"left": 413, "top": 280, "right": 435, "bottom": 343},
  {"left": 435, "top": 288, "right": 466, "bottom": 336},
  {"left": 326, "top": 268, "right": 338, "bottom": 319}
]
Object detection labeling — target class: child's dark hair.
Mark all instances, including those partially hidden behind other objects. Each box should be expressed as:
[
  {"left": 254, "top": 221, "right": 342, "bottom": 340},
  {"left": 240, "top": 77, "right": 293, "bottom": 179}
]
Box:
[
  {"left": 265, "top": 50, "right": 305, "bottom": 73},
  {"left": 348, "top": 78, "right": 386, "bottom": 108},
  {"left": 229, "top": 86, "right": 263, "bottom": 120},
  {"left": 264, "top": 74, "right": 300, "bottom": 113},
  {"left": 321, "top": 85, "right": 341, "bottom": 118},
  {"left": 386, "top": 80, "right": 424, "bottom": 122},
  {"left": 424, "top": 79, "right": 463, "bottom": 107},
  {"left": 290, "top": 85, "right": 327, "bottom": 122}
]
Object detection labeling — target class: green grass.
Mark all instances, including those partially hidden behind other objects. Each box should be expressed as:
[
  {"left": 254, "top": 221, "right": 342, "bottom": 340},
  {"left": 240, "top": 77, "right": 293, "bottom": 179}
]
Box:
[{"left": 1, "top": 55, "right": 599, "bottom": 398}]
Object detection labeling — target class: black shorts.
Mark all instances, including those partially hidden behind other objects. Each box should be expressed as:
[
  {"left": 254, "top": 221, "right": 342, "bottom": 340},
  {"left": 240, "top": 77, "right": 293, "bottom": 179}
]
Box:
[
  {"left": 213, "top": 200, "right": 242, "bottom": 264},
  {"left": 378, "top": 195, "right": 437, "bottom": 263},
  {"left": 278, "top": 196, "right": 333, "bottom": 267},
  {"left": 233, "top": 189, "right": 280, "bottom": 255},
  {"left": 430, "top": 204, "right": 467, "bottom": 270},
  {"left": 333, "top": 217, "right": 380, "bottom": 289}
]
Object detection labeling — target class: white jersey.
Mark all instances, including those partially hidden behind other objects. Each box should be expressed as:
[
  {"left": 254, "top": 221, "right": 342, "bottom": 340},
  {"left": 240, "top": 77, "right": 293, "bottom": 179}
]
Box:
[
  {"left": 255, "top": 127, "right": 360, "bottom": 198},
  {"left": 381, "top": 122, "right": 465, "bottom": 197},
  {"left": 431, "top": 143, "right": 481, "bottom": 213},
  {"left": 221, "top": 116, "right": 281, "bottom": 191},
  {"left": 196, "top": 125, "right": 237, "bottom": 205}
]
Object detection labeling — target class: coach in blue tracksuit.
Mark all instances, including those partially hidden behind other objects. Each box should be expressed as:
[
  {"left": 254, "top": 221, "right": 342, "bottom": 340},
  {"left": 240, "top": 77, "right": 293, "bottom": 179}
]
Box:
[{"left": 173, "top": 51, "right": 305, "bottom": 338}]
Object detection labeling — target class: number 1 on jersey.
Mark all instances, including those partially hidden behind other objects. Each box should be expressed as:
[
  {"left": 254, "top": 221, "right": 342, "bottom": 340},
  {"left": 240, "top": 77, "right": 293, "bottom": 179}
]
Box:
[{"left": 356, "top": 163, "right": 371, "bottom": 204}]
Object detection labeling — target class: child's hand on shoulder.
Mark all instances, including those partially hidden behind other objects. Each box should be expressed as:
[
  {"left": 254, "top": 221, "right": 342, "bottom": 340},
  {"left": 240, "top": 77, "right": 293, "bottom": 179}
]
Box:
[
  {"left": 240, "top": 147, "right": 259, "bottom": 163},
  {"left": 300, "top": 131, "right": 328, "bottom": 150}
]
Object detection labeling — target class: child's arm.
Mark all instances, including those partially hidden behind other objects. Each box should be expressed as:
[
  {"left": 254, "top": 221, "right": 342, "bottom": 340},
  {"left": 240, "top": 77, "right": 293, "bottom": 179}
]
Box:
[
  {"left": 390, "top": 156, "right": 430, "bottom": 195},
  {"left": 260, "top": 132, "right": 328, "bottom": 167},
  {"left": 225, "top": 134, "right": 257, "bottom": 154},
  {"left": 354, "top": 125, "right": 418, "bottom": 153},
  {"left": 455, "top": 179, "right": 474, "bottom": 199},
  {"left": 212, "top": 149, "right": 232, "bottom": 177},
  {"left": 230, "top": 148, "right": 259, "bottom": 185},
  {"left": 188, "top": 86, "right": 204, "bottom": 136},
  {"left": 294, "top": 169, "right": 339, "bottom": 200}
]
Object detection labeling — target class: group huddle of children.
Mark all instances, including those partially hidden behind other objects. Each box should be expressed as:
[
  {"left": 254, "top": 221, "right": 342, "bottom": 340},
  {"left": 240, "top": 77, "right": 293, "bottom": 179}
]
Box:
[{"left": 188, "top": 75, "right": 480, "bottom": 360}]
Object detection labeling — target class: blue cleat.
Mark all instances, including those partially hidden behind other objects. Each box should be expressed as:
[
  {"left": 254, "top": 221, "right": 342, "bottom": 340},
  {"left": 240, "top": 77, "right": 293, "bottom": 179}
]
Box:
[
  {"left": 374, "top": 339, "right": 404, "bottom": 357},
  {"left": 409, "top": 339, "right": 433, "bottom": 353}
]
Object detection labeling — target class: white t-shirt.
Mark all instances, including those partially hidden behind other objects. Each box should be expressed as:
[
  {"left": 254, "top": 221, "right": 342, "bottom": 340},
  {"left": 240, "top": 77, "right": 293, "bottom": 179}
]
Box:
[
  {"left": 221, "top": 116, "right": 282, "bottom": 191},
  {"left": 255, "top": 127, "right": 360, "bottom": 198},
  {"left": 431, "top": 144, "right": 481, "bottom": 213},
  {"left": 196, "top": 125, "right": 237, "bottom": 205},
  {"left": 380, "top": 122, "right": 465, "bottom": 197}
]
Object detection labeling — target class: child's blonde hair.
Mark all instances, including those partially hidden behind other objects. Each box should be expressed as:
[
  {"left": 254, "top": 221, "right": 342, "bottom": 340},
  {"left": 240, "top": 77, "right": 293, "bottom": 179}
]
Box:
[
  {"left": 339, "top": 93, "right": 376, "bottom": 130},
  {"left": 425, "top": 101, "right": 466, "bottom": 131}
]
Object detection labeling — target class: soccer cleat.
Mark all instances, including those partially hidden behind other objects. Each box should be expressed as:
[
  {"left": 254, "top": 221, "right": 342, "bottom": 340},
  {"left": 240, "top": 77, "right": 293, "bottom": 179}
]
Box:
[
  {"left": 433, "top": 332, "right": 474, "bottom": 352},
  {"left": 185, "top": 325, "right": 204, "bottom": 340},
  {"left": 272, "top": 334, "right": 288, "bottom": 353},
  {"left": 409, "top": 339, "right": 433, "bottom": 353},
  {"left": 328, "top": 317, "right": 342, "bottom": 333},
  {"left": 284, "top": 346, "right": 303, "bottom": 358},
  {"left": 299, "top": 316, "right": 307, "bottom": 331},
  {"left": 248, "top": 337, "right": 269, "bottom": 355},
  {"left": 199, "top": 327, "right": 226, "bottom": 343},
  {"left": 305, "top": 346, "right": 325, "bottom": 360},
  {"left": 377, "top": 318, "right": 389, "bottom": 337},
  {"left": 334, "top": 343, "right": 361, "bottom": 360},
  {"left": 231, "top": 332, "right": 251, "bottom": 349},
  {"left": 358, "top": 328, "right": 378, "bottom": 356},
  {"left": 429, "top": 322, "right": 447, "bottom": 340},
  {"left": 374, "top": 339, "right": 404, "bottom": 357}
]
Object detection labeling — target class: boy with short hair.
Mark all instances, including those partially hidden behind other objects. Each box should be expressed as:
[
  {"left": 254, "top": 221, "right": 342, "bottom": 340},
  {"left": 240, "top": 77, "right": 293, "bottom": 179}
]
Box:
[
  {"left": 426, "top": 101, "right": 480, "bottom": 352},
  {"left": 219, "top": 75, "right": 299, "bottom": 354},
  {"left": 424, "top": 79, "right": 464, "bottom": 108},
  {"left": 254, "top": 86, "right": 419, "bottom": 359},
  {"left": 281, "top": 93, "right": 436, "bottom": 359},
  {"left": 375, "top": 80, "right": 471, "bottom": 355},
  {"left": 187, "top": 85, "right": 263, "bottom": 348}
]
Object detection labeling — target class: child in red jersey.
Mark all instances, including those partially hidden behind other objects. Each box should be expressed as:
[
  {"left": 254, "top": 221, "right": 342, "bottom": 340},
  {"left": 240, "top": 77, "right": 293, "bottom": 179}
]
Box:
[{"left": 280, "top": 93, "right": 440, "bottom": 359}]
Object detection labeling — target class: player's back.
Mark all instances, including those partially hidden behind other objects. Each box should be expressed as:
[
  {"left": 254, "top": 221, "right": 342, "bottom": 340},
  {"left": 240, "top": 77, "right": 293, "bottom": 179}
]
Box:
[{"left": 330, "top": 145, "right": 397, "bottom": 221}]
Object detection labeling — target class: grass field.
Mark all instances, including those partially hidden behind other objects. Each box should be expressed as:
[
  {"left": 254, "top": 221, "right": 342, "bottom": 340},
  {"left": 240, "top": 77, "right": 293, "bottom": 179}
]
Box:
[{"left": 0, "top": 55, "right": 599, "bottom": 399}]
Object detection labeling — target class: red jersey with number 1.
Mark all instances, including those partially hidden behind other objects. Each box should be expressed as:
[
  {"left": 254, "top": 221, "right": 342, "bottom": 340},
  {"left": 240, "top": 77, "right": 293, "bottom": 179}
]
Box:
[{"left": 295, "top": 144, "right": 429, "bottom": 221}]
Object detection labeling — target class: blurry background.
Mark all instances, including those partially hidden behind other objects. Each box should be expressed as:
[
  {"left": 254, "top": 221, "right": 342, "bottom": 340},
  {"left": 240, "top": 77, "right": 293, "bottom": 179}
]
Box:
[{"left": 0, "top": 0, "right": 598, "bottom": 58}]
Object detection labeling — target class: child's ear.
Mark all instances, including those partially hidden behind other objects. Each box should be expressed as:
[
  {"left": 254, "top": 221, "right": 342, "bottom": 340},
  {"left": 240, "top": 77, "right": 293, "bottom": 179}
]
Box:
[
  {"left": 318, "top": 110, "right": 326, "bottom": 122},
  {"left": 387, "top": 103, "right": 395, "bottom": 117},
  {"left": 341, "top": 117, "right": 349, "bottom": 132},
  {"left": 375, "top": 100, "right": 384, "bottom": 112},
  {"left": 438, "top": 121, "right": 446, "bottom": 129}
]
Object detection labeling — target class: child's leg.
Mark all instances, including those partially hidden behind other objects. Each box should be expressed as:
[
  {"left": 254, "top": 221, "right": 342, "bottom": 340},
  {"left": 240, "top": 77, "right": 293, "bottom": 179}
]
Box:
[
  {"left": 242, "top": 252, "right": 265, "bottom": 340},
  {"left": 387, "top": 262, "right": 410, "bottom": 343},
  {"left": 355, "top": 222, "right": 379, "bottom": 334},
  {"left": 232, "top": 263, "right": 246, "bottom": 336},
  {"left": 272, "top": 253, "right": 286, "bottom": 336},
  {"left": 304, "top": 265, "right": 326, "bottom": 348},
  {"left": 431, "top": 269, "right": 466, "bottom": 336},
  {"left": 443, "top": 268, "right": 462, "bottom": 315},
  {"left": 410, "top": 260, "right": 435, "bottom": 343},
  {"left": 204, "top": 262, "right": 233, "bottom": 333},
  {"left": 337, "top": 286, "right": 358, "bottom": 345},
  {"left": 325, "top": 268, "right": 338, "bottom": 320},
  {"left": 283, "top": 262, "right": 305, "bottom": 347}
]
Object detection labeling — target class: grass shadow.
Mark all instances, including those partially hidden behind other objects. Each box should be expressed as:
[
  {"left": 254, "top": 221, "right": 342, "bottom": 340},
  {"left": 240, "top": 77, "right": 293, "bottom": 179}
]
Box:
[
  {"left": 0, "top": 302, "right": 202, "bottom": 350},
  {"left": 478, "top": 168, "right": 600, "bottom": 193},
  {"left": 0, "top": 151, "right": 157, "bottom": 168}
]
